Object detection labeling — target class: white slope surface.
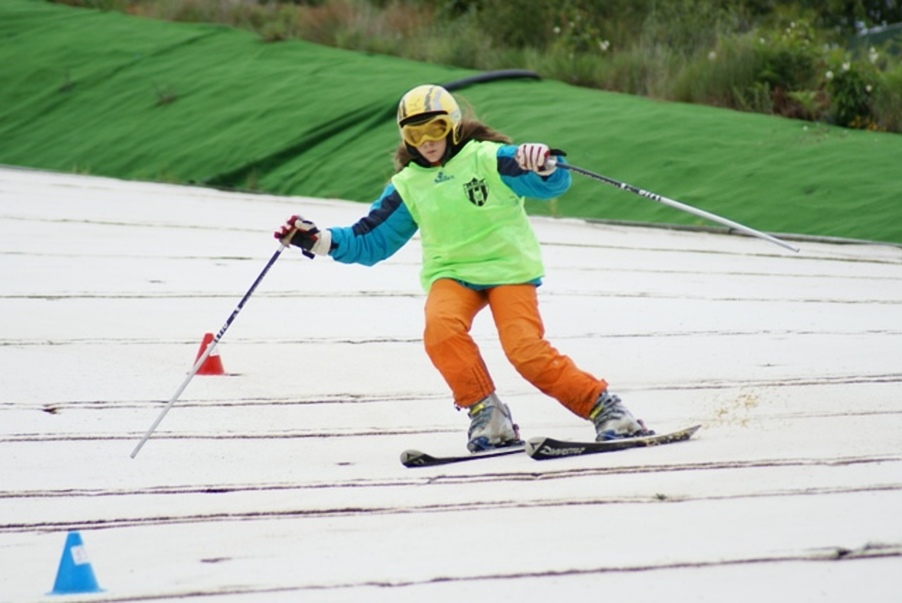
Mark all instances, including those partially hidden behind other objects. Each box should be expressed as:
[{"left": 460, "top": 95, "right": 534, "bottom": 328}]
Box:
[{"left": 1, "top": 166, "right": 900, "bottom": 602}]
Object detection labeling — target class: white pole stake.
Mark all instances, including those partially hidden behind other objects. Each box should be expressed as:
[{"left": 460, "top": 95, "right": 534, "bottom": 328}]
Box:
[{"left": 130, "top": 245, "right": 287, "bottom": 458}]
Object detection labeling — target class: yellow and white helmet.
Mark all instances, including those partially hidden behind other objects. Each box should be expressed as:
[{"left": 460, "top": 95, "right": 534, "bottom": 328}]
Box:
[{"left": 397, "top": 84, "right": 462, "bottom": 146}]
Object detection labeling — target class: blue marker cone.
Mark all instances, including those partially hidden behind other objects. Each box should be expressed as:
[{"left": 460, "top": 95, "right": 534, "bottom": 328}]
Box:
[{"left": 48, "top": 531, "right": 104, "bottom": 595}]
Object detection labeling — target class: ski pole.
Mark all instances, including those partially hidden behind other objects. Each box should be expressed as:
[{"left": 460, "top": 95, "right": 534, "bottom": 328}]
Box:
[
  {"left": 552, "top": 160, "right": 800, "bottom": 253},
  {"left": 130, "top": 244, "right": 287, "bottom": 459}
]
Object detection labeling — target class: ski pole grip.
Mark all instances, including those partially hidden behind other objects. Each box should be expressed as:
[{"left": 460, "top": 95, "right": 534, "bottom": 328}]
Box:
[{"left": 545, "top": 148, "right": 566, "bottom": 172}]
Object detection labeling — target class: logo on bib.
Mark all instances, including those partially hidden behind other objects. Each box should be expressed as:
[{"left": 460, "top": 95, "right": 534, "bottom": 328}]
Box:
[
  {"left": 434, "top": 171, "right": 454, "bottom": 184},
  {"left": 464, "top": 177, "right": 489, "bottom": 206}
]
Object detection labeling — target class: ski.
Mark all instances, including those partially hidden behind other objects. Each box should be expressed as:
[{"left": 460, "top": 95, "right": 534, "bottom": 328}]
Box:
[
  {"left": 526, "top": 424, "right": 701, "bottom": 460},
  {"left": 400, "top": 425, "right": 701, "bottom": 467},
  {"left": 400, "top": 441, "right": 526, "bottom": 468}
]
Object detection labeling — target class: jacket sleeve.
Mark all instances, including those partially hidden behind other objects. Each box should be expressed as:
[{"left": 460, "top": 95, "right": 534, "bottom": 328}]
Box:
[
  {"left": 327, "top": 183, "right": 418, "bottom": 266},
  {"left": 496, "top": 144, "right": 571, "bottom": 199}
]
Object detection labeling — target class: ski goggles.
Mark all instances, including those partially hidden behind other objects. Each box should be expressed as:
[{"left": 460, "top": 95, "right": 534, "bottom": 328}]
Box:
[{"left": 400, "top": 115, "right": 454, "bottom": 147}]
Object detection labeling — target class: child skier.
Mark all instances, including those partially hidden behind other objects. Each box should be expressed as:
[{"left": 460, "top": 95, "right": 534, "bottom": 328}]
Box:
[{"left": 275, "top": 84, "right": 651, "bottom": 452}]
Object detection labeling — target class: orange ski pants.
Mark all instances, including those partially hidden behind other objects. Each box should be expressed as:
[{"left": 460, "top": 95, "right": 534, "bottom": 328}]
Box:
[{"left": 423, "top": 279, "right": 607, "bottom": 418}]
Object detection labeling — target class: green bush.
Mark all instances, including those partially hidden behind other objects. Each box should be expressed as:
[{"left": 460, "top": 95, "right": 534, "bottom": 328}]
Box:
[
  {"left": 641, "top": 0, "right": 739, "bottom": 57},
  {"left": 476, "top": 0, "right": 552, "bottom": 50},
  {"left": 874, "top": 64, "right": 902, "bottom": 131},
  {"left": 827, "top": 63, "right": 876, "bottom": 127},
  {"left": 673, "top": 33, "right": 761, "bottom": 107},
  {"left": 754, "top": 18, "right": 820, "bottom": 90}
]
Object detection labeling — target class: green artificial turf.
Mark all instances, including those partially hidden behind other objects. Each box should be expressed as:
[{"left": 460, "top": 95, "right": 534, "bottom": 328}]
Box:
[{"left": 2, "top": 0, "right": 900, "bottom": 243}]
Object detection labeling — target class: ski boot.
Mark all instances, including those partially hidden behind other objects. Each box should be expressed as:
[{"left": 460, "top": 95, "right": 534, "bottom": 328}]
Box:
[
  {"left": 466, "top": 392, "right": 521, "bottom": 452},
  {"left": 590, "top": 389, "right": 654, "bottom": 441}
]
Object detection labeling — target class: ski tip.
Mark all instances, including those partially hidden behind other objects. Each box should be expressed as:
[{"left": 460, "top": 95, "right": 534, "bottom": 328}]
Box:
[
  {"left": 677, "top": 424, "right": 702, "bottom": 440},
  {"left": 400, "top": 449, "right": 426, "bottom": 466}
]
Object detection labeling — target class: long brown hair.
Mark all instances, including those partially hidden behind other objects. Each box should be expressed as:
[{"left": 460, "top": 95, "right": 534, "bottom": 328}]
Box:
[{"left": 393, "top": 119, "right": 511, "bottom": 172}]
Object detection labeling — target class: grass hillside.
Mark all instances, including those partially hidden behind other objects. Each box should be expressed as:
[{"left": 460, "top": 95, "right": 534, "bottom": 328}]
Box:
[{"left": 2, "top": 0, "right": 900, "bottom": 244}]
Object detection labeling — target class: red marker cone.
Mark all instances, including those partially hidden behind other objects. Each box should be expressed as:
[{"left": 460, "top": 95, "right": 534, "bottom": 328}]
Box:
[{"left": 194, "top": 333, "right": 225, "bottom": 375}]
